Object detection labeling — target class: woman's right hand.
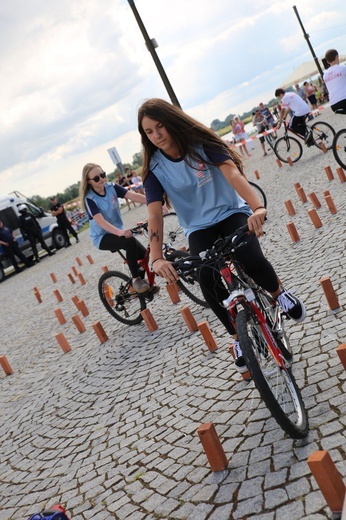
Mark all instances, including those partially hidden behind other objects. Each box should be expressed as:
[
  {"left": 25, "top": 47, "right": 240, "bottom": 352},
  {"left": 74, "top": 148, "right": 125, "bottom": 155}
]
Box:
[
  {"left": 153, "top": 258, "right": 179, "bottom": 283},
  {"left": 118, "top": 229, "right": 132, "bottom": 238}
]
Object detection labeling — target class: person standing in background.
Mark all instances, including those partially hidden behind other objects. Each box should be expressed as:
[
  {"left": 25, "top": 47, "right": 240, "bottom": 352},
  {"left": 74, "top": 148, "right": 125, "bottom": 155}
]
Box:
[
  {"left": 50, "top": 196, "right": 80, "bottom": 247},
  {"left": 231, "top": 116, "right": 252, "bottom": 158},
  {"left": 0, "top": 220, "right": 34, "bottom": 272},
  {"left": 18, "top": 205, "right": 54, "bottom": 262},
  {"left": 294, "top": 84, "right": 307, "bottom": 101},
  {"left": 303, "top": 81, "right": 318, "bottom": 110},
  {"left": 252, "top": 109, "right": 269, "bottom": 156}
]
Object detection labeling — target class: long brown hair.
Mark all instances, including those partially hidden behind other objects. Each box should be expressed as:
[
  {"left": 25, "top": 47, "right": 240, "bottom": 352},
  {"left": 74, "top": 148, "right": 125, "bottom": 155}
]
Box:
[{"left": 137, "top": 98, "right": 244, "bottom": 187}]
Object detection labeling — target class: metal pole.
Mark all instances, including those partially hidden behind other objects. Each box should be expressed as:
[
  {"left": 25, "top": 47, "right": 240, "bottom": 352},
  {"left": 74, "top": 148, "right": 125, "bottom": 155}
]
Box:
[
  {"left": 127, "top": 0, "right": 181, "bottom": 108},
  {"left": 292, "top": 5, "right": 324, "bottom": 82}
]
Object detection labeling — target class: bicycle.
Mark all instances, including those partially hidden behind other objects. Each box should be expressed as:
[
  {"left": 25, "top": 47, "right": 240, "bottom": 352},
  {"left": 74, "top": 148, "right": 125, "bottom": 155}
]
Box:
[
  {"left": 172, "top": 225, "right": 309, "bottom": 439},
  {"left": 274, "top": 119, "right": 336, "bottom": 164},
  {"left": 332, "top": 107, "right": 346, "bottom": 169},
  {"left": 98, "top": 222, "right": 208, "bottom": 325}
]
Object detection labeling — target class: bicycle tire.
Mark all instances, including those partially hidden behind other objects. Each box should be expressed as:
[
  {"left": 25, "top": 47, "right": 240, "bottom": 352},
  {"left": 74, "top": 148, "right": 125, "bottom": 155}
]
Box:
[
  {"left": 248, "top": 181, "right": 267, "bottom": 209},
  {"left": 256, "top": 290, "right": 292, "bottom": 363},
  {"left": 332, "top": 128, "right": 346, "bottom": 170},
  {"left": 310, "top": 121, "right": 335, "bottom": 150},
  {"left": 167, "top": 250, "right": 209, "bottom": 308},
  {"left": 98, "top": 270, "right": 146, "bottom": 325},
  {"left": 162, "top": 212, "right": 188, "bottom": 251},
  {"left": 274, "top": 136, "right": 302, "bottom": 163},
  {"left": 265, "top": 133, "right": 275, "bottom": 151},
  {"left": 236, "top": 309, "right": 308, "bottom": 438}
]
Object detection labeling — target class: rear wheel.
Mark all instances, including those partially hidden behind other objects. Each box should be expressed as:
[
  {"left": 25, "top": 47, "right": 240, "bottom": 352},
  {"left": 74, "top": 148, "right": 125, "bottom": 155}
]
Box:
[
  {"left": 311, "top": 121, "right": 335, "bottom": 150},
  {"left": 274, "top": 136, "right": 302, "bottom": 163},
  {"left": 98, "top": 270, "right": 146, "bottom": 325},
  {"left": 332, "top": 128, "right": 346, "bottom": 169},
  {"left": 236, "top": 309, "right": 308, "bottom": 438},
  {"left": 248, "top": 182, "right": 267, "bottom": 209},
  {"left": 166, "top": 250, "right": 209, "bottom": 308}
]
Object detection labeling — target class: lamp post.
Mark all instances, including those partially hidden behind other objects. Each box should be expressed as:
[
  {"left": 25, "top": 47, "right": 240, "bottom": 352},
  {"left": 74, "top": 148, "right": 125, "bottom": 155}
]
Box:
[
  {"left": 127, "top": 0, "right": 181, "bottom": 108},
  {"left": 292, "top": 5, "right": 324, "bottom": 83}
]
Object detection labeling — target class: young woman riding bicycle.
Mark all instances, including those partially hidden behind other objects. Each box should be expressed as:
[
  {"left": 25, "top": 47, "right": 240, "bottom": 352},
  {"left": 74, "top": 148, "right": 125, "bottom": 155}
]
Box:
[
  {"left": 137, "top": 98, "right": 306, "bottom": 374},
  {"left": 80, "top": 163, "right": 150, "bottom": 294}
]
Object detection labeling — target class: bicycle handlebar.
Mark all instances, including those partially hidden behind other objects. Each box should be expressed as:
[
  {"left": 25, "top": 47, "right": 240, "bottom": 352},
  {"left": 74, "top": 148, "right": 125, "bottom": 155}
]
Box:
[
  {"left": 130, "top": 221, "right": 149, "bottom": 235},
  {"left": 171, "top": 225, "right": 250, "bottom": 273}
]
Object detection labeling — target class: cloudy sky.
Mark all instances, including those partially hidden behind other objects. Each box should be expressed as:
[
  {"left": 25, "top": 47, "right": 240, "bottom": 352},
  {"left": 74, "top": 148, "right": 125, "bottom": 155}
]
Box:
[{"left": 1, "top": 0, "right": 346, "bottom": 198}]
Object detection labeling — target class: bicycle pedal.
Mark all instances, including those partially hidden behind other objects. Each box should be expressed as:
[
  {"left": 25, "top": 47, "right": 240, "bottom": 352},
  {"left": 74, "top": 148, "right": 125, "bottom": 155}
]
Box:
[{"left": 150, "top": 285, "right": 161, "bottom": 295}]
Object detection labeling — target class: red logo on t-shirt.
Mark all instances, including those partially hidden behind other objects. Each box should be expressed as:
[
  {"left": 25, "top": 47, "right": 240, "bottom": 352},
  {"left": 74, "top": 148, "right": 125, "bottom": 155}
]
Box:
[{"left": 196, "top": 162, "right": 206, "bottom": 178}]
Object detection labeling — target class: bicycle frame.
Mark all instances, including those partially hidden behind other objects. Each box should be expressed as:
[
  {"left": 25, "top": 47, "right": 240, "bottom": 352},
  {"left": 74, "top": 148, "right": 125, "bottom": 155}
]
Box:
[
  {"left": 117, "top": 247, "right": 156, "bottom": 288},
  {"left": 218, "top": 260, "right": 287, "bottom": 369},
  {"left": 283, "top": 121, "right": 305, "bottom": 141}
]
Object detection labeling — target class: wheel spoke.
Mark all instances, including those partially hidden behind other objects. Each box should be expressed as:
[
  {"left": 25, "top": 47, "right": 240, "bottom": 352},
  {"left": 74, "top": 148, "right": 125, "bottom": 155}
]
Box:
[{"left": 98, "top": 271, "right": 146, "bottom": 325}]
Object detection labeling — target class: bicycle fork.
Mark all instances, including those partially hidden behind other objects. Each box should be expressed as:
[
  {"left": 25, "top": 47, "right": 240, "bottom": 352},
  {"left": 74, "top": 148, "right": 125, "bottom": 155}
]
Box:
[{"left": 223, "top": 289, "right": 287, "bottom": 369}]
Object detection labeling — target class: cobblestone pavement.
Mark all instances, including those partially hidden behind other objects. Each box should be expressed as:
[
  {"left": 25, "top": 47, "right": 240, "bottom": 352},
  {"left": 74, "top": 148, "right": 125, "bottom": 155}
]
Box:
[{"left": 0, "top": 108, "right": 345, "bottom": 520}]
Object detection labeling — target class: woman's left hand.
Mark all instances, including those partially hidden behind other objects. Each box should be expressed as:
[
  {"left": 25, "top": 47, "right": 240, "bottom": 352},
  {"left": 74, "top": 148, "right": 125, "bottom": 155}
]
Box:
[{"left": 247, "top": 208, "right": 267, "bottom": 237}]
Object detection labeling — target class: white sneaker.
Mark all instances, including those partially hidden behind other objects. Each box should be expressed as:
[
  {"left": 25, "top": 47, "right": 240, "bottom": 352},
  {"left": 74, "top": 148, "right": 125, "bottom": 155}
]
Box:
[
  {"left": 132, "top": 278, "right": 150, "bottom": 294},
  {"left": 233, "top": 340, "right": 248, "bottom": 374},
  {"left": 277, "top": 290, "right": 306, "bottom": 323}
]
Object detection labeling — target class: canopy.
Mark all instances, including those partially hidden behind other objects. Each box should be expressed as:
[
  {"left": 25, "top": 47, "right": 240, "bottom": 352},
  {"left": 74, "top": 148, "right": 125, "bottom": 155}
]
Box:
[{"left": 280, "top": 55, "right": 346, "bottom": 89}]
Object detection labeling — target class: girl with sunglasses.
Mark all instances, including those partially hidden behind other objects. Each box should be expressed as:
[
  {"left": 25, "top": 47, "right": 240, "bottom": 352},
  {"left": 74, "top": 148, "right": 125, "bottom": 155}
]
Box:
[
  {"left": 80, "top": 163, "right": 150, "bottom": 294},
  {"left": 137, "top": 98, "right": 306, "bottom": 373}
]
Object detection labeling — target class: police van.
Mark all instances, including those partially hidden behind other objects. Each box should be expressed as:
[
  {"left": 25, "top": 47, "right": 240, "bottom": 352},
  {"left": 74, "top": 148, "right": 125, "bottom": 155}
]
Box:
[{"left": 0, "top": 192, "right": 67, "bottom": 282}]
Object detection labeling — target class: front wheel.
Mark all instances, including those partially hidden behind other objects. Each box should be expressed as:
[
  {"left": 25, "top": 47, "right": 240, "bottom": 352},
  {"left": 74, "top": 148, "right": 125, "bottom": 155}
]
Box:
[
  {"left": 332, "top": 128, "right": 346, "bottom": 170},
  {"left": 166, "top": 250, "right": 209, "bottom": 308},
  {"left": 98, "top": 270, "right": 146, "bottom": 325},
  {"left": 274, "top": 136, "right": 302, "bottom": 163},
  {"left": 236, "top": 309, "right": 308, "bottom": 438},
  {"left": 310, "top": 121, "right": 335, "bottom": 150}
]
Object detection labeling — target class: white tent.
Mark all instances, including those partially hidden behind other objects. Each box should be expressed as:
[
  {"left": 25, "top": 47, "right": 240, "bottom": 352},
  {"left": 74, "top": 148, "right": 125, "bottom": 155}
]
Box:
[{"left": 280, "top": 55, "right": 346, "bottom": 89}]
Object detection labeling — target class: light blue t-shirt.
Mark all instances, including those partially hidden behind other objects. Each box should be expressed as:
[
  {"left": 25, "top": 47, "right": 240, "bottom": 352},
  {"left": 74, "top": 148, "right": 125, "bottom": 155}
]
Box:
[
  {"left": 145, "top": 146, "right": 251, "bottom": 237},
  {"left": 85, "top": 182, "right": 126, "bottom": 248}
]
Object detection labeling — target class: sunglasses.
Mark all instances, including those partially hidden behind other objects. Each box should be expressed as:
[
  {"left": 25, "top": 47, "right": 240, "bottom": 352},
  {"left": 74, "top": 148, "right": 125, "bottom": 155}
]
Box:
[{"left": 89, "top": 171, "right": 106, "bottom": 183}]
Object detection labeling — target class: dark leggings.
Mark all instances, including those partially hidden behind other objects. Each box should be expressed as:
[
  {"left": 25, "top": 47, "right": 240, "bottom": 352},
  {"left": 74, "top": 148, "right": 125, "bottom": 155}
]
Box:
[
  {"left": 188, "top": 213, "right": 279, "bottom": 335},
  {"left": 99, "top": 234, "right": 147, "bottom": 278},
  {"left": 289, "top": 115, "right": 308, "bottom": 138}
]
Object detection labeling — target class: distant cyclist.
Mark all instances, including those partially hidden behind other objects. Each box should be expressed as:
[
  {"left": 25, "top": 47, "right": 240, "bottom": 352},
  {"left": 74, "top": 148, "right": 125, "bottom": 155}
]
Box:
[
  {"left": 274, "top": 88, "right": 314, "bottom": 146},
  {"left": 323, "top": 49, "right": 346, "bottom": 113}
]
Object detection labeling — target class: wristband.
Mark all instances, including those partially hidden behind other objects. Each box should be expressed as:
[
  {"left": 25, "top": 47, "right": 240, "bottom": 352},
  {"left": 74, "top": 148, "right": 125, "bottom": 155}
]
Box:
[
  {"left": 253, "top": 206, "right": 265, "bottom": 212},
  {"left": 150, "top": 257, "right": 164, "bottom": 272},
  {"left": 151, "top": 257, "right": 163, "bottom": 265}
]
